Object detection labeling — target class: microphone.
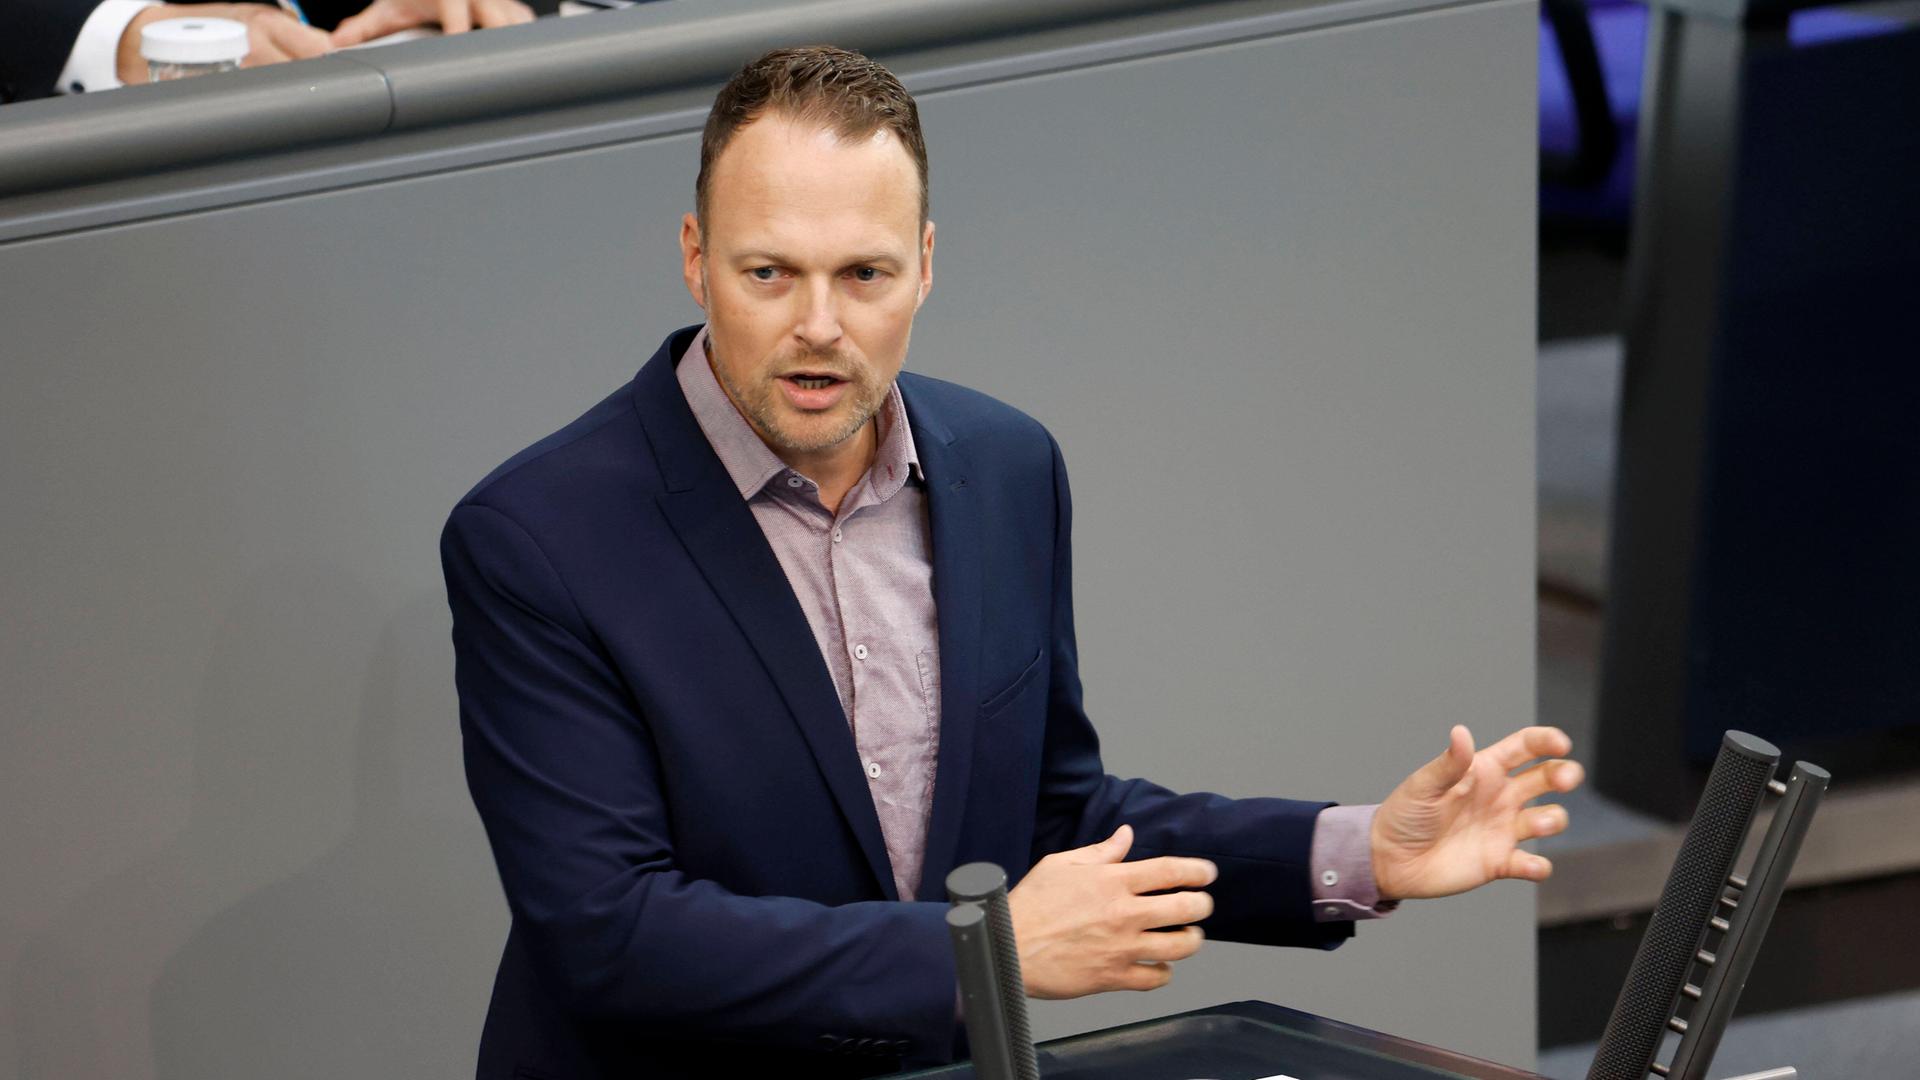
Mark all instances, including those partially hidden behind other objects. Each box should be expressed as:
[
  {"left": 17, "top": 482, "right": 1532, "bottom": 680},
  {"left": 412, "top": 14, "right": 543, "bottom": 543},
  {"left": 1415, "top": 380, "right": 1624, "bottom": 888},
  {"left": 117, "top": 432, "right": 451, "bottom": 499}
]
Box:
[
  {"left": 1665, "top": 761, "right": 1828, "bottom": 1080},
  {"left": 1586, "top": 731, "right": 1779, "bottom": 1080},
  {"left": 947, "top": 862, "right": 1039, "bottom": 1080},
  {"left": 946, "top": 905, "right": 1016, "bottom": 1080}
]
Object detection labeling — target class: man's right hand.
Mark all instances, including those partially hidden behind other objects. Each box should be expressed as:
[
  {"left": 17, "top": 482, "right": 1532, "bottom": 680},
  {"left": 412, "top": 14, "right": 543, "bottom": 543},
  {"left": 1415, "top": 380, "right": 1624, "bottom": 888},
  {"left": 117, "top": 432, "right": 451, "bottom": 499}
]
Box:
[
  {"left": 118, "top": 4, "right": 333, "bottom": 84},
  {"left": 1007, "top": 824, "right": 1216, "bottom": 999}
]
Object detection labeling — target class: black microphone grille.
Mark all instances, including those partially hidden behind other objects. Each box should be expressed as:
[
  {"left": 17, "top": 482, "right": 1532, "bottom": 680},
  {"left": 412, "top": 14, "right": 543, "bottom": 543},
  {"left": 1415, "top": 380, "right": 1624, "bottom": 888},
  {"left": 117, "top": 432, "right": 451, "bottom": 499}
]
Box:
[{"left": 1586, "top": 731, "right": 1779, "bottom": 1080}]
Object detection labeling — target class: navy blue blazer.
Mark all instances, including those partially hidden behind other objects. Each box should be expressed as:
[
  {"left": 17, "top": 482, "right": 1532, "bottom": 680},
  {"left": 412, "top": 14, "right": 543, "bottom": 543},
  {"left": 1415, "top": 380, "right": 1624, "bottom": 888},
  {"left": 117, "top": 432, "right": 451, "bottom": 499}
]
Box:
[{"left": 441, "top": 326, "right": 1351, "bottom": 1080}]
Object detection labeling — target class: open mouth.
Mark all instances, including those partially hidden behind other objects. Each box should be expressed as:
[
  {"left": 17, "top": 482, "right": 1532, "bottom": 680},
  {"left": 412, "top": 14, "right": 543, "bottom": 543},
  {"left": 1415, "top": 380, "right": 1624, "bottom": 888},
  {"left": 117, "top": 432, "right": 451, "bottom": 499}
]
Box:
[{"left": 777, "top": 372, "right": 852, "bottom": 411}]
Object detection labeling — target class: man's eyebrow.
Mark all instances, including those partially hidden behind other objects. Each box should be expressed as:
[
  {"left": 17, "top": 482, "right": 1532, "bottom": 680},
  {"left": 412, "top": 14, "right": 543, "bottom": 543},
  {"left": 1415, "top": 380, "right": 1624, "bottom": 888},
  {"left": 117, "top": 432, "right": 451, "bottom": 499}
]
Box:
[{"left": 725, "top": 250, "right": 907, "bottom": 268}]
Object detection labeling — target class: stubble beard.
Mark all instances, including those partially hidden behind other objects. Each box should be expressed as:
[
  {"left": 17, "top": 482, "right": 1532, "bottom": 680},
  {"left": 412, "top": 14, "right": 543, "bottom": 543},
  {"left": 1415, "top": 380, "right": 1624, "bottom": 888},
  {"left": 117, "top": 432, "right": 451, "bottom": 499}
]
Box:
[{"left": 712, "top": 344, "right": 889, "bottom": 456}]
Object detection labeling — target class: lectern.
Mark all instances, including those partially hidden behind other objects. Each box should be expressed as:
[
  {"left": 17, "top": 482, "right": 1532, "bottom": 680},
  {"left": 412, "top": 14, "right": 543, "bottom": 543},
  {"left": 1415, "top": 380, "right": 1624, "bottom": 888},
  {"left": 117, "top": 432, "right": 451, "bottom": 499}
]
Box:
[{"left": 900, "top": 999, "right": 1547, "bottom": 1079}]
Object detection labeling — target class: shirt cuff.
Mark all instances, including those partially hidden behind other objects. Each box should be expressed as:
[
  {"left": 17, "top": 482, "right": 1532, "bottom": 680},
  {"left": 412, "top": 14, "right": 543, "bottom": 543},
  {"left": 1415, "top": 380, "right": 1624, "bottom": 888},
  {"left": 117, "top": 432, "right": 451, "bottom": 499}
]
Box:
[
  {"left": 55, "top": 0, "right": 161, "bottom": 95},
  {"left": 1309, "top": 803, "right": 1399, "bottom": 922}
]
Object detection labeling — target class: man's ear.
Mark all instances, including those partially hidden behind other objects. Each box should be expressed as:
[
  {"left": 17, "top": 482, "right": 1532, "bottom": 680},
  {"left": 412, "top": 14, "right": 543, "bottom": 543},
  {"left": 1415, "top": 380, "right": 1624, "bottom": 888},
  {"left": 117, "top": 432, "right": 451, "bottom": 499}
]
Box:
[
  {"left": 680, "top": 212, "right": 708, "bottom": 310},
  {"left": 916, "top": 219, "right": 935, "bottom": 308}
]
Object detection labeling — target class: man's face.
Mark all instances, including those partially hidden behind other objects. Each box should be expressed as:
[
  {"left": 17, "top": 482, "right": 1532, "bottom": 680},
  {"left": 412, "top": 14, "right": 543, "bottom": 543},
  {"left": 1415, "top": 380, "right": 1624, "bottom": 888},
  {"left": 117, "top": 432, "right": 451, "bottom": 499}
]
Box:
[{"left": 680, "top": 112, "right": 934, "bottom": 459}]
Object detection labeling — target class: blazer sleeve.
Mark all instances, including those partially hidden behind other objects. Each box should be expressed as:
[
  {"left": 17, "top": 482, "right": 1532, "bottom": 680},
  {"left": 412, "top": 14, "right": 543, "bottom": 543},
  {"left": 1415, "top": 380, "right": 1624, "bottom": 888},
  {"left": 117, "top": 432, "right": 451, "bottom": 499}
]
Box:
[
  {"left": 1027, "top": 435, "right": 1353, "bottom": 951},
  {"left": 441, "top": 503, "right": 960, "bottom": 1056},
  {"left": 288, "top": 0, "right": 368, "bottom": 32},
  {"left": 1, "top": 0, "right": 102, "bottom": 102}
]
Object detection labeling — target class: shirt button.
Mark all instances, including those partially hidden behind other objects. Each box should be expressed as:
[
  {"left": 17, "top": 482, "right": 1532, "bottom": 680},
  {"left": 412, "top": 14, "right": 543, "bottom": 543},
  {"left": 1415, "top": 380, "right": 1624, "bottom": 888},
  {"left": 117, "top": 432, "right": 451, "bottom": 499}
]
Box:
[
  {"left": 1321, "top": 869, "right": 1340, "bottom": 887},
  {"left": 786, "top": 476, "right": 805, "bottom": 488},
  {"left": 853, "top": 643, "right": 868, "bottom": 660},
  {"left": 866, "top": 761, "right": 883, "bottom": 779},
  {"left": 832, "top": 528, "right": 843, "bottom": 543},
  {"left": 1324, "top": 905, "right": 1340, "bottom": 918}
]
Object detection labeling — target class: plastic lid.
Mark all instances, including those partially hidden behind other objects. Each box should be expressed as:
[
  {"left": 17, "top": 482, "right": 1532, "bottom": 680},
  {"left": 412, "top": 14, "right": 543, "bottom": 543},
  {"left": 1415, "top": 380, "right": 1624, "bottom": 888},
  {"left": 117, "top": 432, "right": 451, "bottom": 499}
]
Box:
[{"left": 140, "top": 17, "right": 250, "bottom": 65}]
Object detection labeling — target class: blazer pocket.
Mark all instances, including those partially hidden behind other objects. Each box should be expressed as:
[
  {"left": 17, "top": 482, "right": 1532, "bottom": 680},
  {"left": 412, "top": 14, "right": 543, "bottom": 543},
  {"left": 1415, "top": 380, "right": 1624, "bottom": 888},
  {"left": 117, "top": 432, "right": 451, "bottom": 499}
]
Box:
[{"left": 979, "top": 648, "right": 1044, "bottom": 721}]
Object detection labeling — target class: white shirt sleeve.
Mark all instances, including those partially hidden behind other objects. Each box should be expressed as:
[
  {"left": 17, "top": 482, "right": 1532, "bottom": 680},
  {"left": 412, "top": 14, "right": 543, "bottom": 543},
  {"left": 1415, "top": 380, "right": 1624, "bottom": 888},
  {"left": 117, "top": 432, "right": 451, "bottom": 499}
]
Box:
[{"left": 54, "top": 0, "right": 162, "bottom": 95}]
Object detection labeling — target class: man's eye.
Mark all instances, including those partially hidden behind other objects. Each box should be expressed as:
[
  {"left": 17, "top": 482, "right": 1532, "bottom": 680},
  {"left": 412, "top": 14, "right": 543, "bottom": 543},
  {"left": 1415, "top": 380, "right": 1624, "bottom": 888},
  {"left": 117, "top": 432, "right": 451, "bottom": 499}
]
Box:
[
  {"left": 851, "top": 267, "right": 879, "bottom": 283},
  {"left": 750, "top": 267, "right": 779, "bottom": 282}
]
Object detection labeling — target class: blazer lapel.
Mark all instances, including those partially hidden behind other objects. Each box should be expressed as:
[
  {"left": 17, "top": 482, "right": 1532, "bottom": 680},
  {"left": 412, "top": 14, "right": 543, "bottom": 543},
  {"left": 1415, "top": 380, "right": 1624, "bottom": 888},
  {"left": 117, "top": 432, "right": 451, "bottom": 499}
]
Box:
[
  {"left": 906, "top": 388, "right": 985, "bottom": 901},
  {"left": 632, "top": 332, "right": 896, "bottom": 899}
]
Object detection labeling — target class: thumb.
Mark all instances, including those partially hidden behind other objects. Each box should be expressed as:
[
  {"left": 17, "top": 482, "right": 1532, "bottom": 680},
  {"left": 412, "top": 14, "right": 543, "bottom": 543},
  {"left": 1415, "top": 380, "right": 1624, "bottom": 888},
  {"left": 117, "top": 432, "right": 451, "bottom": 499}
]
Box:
[
  {"left": 1408, "top": 725, "right": 1475, "bottom": 799},
  {"left": 1068, "top": 823, "right": 1133, "bottom": 865}
]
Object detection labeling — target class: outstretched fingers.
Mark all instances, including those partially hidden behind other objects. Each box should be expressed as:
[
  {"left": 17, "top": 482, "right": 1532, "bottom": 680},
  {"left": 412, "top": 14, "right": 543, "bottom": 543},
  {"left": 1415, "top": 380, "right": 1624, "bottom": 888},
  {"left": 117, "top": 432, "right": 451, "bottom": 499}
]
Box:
[
  {"left": 1012, "top": 830, "right": 1216, "bottom": 999},
  {"left": 1132, "top": 889, "right": 1214, "bottom": 930},
  {"left": 1118, "top": 854, "right": 1217, "bottom": 894},
  {"left": 1503, "top": 757, "right": 1585, "bottom": 807},
  {"left": 1504, "top": 848, "right": 1554, "bottom": 881},
  {"left": 1116, "top": 961, "right": 1174, "bottom": 991},
  {"left": 1486, "top": 725, "right": 1574, "bottom": 772},
  {"left": 1133, "top": 925, "right": 1206, "bottom": 963},
  {"left": 1513, "top": 803, "right": 1570, "bottom": 841}
]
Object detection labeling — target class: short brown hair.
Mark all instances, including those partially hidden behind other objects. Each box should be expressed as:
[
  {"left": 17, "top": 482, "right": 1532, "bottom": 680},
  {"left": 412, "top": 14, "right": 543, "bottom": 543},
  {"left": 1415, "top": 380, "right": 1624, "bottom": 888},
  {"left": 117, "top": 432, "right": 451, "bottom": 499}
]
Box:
[{"left": 697, "top": 45, "right": 929, "bottom": 226}]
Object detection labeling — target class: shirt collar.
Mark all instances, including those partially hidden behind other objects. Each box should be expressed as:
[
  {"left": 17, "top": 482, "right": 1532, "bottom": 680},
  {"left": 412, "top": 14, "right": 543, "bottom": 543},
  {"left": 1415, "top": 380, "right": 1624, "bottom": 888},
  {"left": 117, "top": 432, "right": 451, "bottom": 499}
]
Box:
[{"left": 676, "top": 325, "right": 922, "bottom": 502}]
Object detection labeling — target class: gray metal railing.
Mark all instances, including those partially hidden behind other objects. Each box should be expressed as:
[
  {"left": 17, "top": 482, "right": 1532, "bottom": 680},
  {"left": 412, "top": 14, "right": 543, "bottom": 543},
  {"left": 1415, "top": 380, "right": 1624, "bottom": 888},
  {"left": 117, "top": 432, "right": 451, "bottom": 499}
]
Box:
[{"left": 0, "top": 0, "right": 1198, "bottom": 197}]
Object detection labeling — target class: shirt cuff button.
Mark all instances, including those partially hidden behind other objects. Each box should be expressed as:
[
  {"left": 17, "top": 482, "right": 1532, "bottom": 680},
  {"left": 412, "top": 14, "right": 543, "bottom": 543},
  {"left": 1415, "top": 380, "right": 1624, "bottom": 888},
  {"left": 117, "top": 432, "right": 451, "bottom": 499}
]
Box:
[{"left": 1321, "top": 869, "right": 1339, "bottom": 887}]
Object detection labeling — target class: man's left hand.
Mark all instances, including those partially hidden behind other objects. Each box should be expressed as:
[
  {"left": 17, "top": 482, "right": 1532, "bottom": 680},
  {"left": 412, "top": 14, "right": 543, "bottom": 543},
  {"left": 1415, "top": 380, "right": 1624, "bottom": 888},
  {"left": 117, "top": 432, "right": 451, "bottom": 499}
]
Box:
[
  {"left": 1371, "top": 725, "right": 1585, "bottom": 902},
  {"left": 330, "top": 0, "right": 533, "bottom": 47}
]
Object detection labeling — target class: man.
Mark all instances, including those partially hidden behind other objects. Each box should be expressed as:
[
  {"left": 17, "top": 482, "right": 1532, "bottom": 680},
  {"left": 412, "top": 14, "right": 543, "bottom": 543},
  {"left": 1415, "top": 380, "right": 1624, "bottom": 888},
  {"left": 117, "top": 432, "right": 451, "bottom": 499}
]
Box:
[
  {"left": 441, "top": 45, "right": 1583, "bottom": 1080},
  {"left": 0, "top": 0, "right": 533, "bottom": 103}
]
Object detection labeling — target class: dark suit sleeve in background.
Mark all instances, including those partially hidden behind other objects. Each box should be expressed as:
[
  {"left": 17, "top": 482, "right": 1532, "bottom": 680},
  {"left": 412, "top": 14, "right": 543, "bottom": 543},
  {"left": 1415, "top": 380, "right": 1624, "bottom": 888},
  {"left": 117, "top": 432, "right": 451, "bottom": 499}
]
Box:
[
  {"left": 289, "top": 0, "right": 366, "bottom": 32},
  {"left": 1029, "top": 434, "right": 1355, "bottom": 951},
  {"left": 1, "top": 0, "right": 102, "bottom": 102},
  {"left": 441, "top": 502, "right": 960, "bottom": 1058}
]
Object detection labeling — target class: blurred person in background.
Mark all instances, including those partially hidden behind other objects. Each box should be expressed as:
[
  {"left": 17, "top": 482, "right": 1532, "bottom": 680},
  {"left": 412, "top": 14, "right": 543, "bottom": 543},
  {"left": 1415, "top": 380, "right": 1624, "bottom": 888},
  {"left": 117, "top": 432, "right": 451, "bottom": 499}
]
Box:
[{"left": 1, "top": 0, "right": 539, "bottom": 102}]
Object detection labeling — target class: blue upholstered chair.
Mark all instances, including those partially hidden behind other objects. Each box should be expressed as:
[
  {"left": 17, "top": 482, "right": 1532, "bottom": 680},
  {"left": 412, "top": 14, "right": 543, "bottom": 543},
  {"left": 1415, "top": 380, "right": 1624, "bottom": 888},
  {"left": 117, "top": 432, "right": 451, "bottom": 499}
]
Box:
[{"left": 1538, "top": 0, "right": 1902, "bottom": 230}]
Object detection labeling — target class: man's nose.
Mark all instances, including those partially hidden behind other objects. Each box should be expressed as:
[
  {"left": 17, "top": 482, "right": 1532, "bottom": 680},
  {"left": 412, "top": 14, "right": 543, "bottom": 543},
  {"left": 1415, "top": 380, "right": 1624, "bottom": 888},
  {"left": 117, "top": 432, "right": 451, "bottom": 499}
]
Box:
[{"left": 793, "top": 279, "right": 844, "bottom": 351}]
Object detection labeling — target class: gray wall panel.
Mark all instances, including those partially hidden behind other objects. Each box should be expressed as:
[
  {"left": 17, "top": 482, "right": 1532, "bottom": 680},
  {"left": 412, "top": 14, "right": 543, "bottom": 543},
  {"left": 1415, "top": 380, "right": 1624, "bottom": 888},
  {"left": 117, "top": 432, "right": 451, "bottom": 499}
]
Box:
[
  {"left": 913, "top": 9, "right": 1538, "bottom": 1060},
  {"left": 0, "top": 2, "right": 1536, "bottom": 1076}
]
